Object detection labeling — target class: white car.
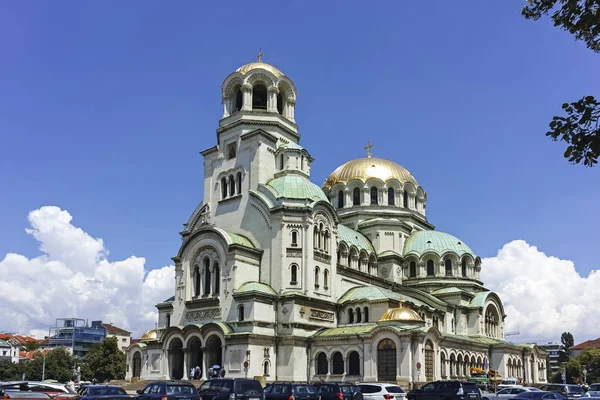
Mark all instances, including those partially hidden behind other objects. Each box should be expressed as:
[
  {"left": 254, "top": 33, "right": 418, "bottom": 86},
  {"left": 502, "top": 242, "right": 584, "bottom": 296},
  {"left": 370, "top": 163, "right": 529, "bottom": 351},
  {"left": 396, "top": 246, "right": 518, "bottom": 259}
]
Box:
[
  {"left": 497, "top": 379, "right": 521, "bottom": 390},
  {"left": 358, "top": 383, "right": 406, "bottom": 400},
  {"left": 482, "top": 387, "right": 540, "bottom": 400}
]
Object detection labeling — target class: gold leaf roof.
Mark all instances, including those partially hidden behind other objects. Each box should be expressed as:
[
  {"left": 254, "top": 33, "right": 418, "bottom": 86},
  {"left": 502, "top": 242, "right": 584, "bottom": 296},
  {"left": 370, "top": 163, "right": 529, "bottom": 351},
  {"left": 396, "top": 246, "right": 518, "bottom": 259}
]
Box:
[
  {"left": 236, "top": 62, "right": 283, "bottom": 78},
  {"left": 140, "top": 328, "right": 159, "bottom": 341},
  {"left": 379, "top": 306, "right": 424, "bottom": 322},
  {"left": 323, "top": 157, "right": 418, "bottom": 189}
]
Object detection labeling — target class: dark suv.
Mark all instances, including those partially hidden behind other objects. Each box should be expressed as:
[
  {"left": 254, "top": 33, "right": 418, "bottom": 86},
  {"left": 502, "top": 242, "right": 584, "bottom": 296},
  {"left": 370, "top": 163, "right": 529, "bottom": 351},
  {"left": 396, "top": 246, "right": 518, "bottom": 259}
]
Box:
[
  {"left": 137, "top": 382, "right": 199, "bottom": 400},
  {"left": 264, "top": 383, "right": 320, "bottom": 400},
  {"left": 315, "top": 384, "right": 363, "bottom": 400},
  {"left": 198, "top": 379, "right": 263, "bottom": 400},
  {"left": 407, "top": 381, "right": 481, "bottom": 400},
  {"left": 539, "top": 385, "right": 583, "bottom": 399}
]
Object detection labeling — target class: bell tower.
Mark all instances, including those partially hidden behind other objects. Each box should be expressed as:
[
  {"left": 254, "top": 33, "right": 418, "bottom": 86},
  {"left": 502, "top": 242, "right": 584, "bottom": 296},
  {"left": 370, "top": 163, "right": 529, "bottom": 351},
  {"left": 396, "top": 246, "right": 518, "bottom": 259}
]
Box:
[{"left": 199, "top": 53, "right": 301, "bottom": 233}]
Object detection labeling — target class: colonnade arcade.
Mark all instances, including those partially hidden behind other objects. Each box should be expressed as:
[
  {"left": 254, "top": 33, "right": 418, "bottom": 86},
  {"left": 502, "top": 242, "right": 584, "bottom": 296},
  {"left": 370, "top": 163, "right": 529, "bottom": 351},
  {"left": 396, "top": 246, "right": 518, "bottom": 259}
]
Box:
[
  {"left": 163, "top": 328, "right": 224, "bottom": 380},
  {"left": 440, "top": 351, "right": 488, "bottom": 379}
]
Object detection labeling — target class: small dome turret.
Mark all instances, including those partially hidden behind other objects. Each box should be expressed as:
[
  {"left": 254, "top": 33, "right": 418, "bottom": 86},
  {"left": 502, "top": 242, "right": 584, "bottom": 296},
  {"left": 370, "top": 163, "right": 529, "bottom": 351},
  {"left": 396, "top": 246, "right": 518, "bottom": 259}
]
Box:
[{"left": 379, "top": 305, "right": 424, "bottom": 323}]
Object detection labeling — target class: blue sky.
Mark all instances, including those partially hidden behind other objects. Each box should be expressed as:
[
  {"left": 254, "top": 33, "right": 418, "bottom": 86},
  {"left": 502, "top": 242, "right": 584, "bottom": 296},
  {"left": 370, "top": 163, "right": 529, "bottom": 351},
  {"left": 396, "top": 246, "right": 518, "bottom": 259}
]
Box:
[{"left": 1, "top": 0, "right": 599, "bottom": 279}]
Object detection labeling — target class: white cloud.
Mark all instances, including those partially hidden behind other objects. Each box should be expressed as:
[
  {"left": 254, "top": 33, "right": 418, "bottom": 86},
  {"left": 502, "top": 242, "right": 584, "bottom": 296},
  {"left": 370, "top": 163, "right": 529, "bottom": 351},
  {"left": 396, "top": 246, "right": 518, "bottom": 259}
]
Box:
[
  {"left": 482, "top": 240, "right": 600, "bottom": 344},
  {"left": 0, "top": 206, "right": 174, "bottom": 338}
]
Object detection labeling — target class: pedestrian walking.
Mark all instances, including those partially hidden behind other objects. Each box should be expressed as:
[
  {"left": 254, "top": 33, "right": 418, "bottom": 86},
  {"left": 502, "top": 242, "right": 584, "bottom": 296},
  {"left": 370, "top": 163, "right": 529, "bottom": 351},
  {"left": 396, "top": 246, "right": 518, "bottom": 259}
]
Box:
[
  {"left": 190, "top": 367, "right": 195, "bottom": 380},
  {"left": 195, "top": 366, "right": 201, "bottom": 380}
]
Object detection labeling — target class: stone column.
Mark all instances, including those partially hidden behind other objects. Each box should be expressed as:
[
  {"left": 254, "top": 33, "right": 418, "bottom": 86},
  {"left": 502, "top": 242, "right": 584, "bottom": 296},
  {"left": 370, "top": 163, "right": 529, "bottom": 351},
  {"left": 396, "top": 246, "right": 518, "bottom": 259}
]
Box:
[
  {"left": 242, "top": 84, "right": 252, "bottom": 111},
  {"left": 287, "top": 98, "right": 296, "bottom": 122},
  {"left": 222, "top": 95, "right": 230, "bottom": 118},
  {"left": 267, "top": 86, "right": 278, "bottom": 112}
]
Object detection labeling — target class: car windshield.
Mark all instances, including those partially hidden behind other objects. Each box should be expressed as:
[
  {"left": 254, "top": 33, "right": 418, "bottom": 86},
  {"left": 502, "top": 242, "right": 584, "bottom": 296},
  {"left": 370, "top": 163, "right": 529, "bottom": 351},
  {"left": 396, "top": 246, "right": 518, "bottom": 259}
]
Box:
[
  {"left": 501, "top": 381, "right": 517, "bottom": 385},
  {"left": 385, "top": 386, "right": 405, "bottom": 394},
  {"left": 567, "top": 386, "right": 583, "bottom": 393},
  {"left": 235, "top": 381, "right": 262, "bottom": 393},
  {"left": 89, "top": 387, "right": 127, "bottom": 396},
  {"left": 167, "top": 385, "right": 196, "bottom": 394}
]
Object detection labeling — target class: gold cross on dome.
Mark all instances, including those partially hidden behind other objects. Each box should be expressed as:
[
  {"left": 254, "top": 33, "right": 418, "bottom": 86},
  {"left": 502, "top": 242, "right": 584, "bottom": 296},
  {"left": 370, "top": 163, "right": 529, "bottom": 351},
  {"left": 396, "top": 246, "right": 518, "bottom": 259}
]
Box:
[
  {"left": 364, "top": 141, "right": 374, "bottom": 157},
  {"left": 256, "top": 48, "right": 264, "bottom": 63}
]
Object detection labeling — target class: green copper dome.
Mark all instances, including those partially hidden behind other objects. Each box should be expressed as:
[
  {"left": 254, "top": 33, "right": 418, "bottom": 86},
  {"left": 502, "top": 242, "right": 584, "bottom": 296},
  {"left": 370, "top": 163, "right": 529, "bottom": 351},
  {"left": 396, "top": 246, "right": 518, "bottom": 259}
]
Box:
[
  {"left": 266, "top": 175, "right": 329, "bottom": 203},
  {"left": 404, "top": 230, "right": 474, "bottom": 257}
]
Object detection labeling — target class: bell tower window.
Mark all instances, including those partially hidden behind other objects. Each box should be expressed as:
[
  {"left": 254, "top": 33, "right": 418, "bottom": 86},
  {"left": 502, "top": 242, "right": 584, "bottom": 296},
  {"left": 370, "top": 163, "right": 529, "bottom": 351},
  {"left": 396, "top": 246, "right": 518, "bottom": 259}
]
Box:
[
  {"left": 235, "top": 89, "right": 243, "bottom": 112},
  {"left": 221, "top": 177, "right": 228, "bottom": 199},
  {"left": 277, "top": 93, "right": 283, "bottom": 114},
  {"left": 228, "top": 175, "right": 235, "bottom": 197},
  {"left": 337, "top": 190, "right": 344, "bottom": 209},
  {"left": 353, "top": 188, "right": 361, "bottom": 206},
  {"left": 370, "top": 187, "right": 378, "bottom": 205},
  {"left": 388, "top": 188, "right": 395, "bottom": 206},
  {"left": 280, "top": 154, "right": 284, "bottom": 170},
  {"left": 403, "top": 191, "right": 409, "bottom": 208},
  {"left": 445, "top": 259, "right": 453, "bottom": 276},
  {"left": 252, "top": 84, "right": 268, "bottom": 110}
]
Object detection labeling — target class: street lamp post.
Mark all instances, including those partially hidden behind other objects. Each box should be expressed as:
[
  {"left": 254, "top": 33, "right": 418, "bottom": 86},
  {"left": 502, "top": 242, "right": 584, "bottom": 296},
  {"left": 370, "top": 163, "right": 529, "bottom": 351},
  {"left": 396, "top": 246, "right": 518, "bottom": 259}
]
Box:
[
  {"left": 42, "top": 351, "right": 46, "bottom": 382},
  {"left": 583, "top": 365, "right": 587, "bottom": 385}
]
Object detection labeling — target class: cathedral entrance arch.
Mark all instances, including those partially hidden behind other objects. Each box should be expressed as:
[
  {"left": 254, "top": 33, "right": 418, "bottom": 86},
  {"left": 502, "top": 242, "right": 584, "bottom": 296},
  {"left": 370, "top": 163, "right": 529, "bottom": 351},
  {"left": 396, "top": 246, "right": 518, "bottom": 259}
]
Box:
[
  {"left": 168, "top": 338, "right": 184, "bottom": 380},
  {"left": 132, "top": 352, "right": 141, "bottom": 378},
  {"left": 187, "top": 336, "right": 203, "bottom": 379},
  {"left": 377, "top": 339, "right": 397, "bottom": 382},
  {"left": 205, "top": 335, "right": 223, "bottom": 368},
  {"left": 424, "top": 340, "right": 434, "bottom": 381}
]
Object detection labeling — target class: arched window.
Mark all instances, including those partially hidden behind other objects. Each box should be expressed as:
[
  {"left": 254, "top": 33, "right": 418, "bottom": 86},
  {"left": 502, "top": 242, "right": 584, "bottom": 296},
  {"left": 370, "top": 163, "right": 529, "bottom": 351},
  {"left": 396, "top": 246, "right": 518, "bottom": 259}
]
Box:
[
  {"left": 332, "top": 352, "right": 344, "bottom": 374},
  {"left": 166, "top": 314, "right": 171, "bottom": 328},
  {"left": 353, "top": 188, "right": 361, "bottom": 206},
  {"left": 317, "top": 224, "right": 323, "bottom": 249},
  {"left": 263, "top": 360, "right": 270, "bottom": 376},
  {"left": 221, "top": 177, "right": 228, "bottom": 199},
  {"left": 370, "top": 187, "right": 378, "bottom": 205},
  {"left": 213, "top": 262, "right": 220, "bottom": 295},
  {"left": 324, "top": 270, "right": 329, "bottom": 289},
  {"left": 203, "top": 258, "right": 211, "bottom": 295},
  {"left": 236, "top": 172, "right": 242, "bottom": 194},
  {"left": 363, "top": 307, "right": 369, "bottom": 322},
  {"left": 280, "top": 154, "right": 284, "bottom": 170},
  {"left": 252, "top": 84, "right": 267, "bottom": 110},
  {"left": 291, "top": 231, "right": 298, "bottom": 247},
  {"left": 238, "top": 304, "right": 244, "bottom": 321},
  {"left": 235, "top": 89, "right": 243, "bottom": 112},
  {"left": 193, "top": 266, "right": 201, "bottom": 297},
  {"left": 445, "top": 259, "right": 453, "bottom": 276},
  {"left": 348, "top": 308, "right": 354, "bottom": 324},
  {"left": 291, "top": 264, "right": 298, "bottom": 284},
  {"left": 348, "top": 351, "right": 360, "bottom": 375},
  {"left": 356, "top": 308, "right": 362, "bottom": 323},
  {"left": 276, "top": 93, "right": 283, "bottom": 114},
  {"left": 427, "top": 259, "right": 435, "bottom": 276},
  {"left": 337, "top": 190, "right": 344, "bottom": 209},
  {"left": 388, "top": 187, "right": 395, "bottom": 206},
  {"left": 403, "top": 191, "right": 408, "bottom": 208},
  {"left": 461, "top": 260, "right": 467, "bottom": 277},
  {"left": 315, "top": 267, "right": 320, "bottom": 287},
  {"left": 410, "top": 261, "right": 417, "bottom": 278},
  {"left": 324, "top": 230, "right": 329, "bottom": 252},
  {"left": 316, "top": 353, "right": 328, "bottom": 375},
  {"left": 229, "top": 175, "right": 235, "bottom": 197}
]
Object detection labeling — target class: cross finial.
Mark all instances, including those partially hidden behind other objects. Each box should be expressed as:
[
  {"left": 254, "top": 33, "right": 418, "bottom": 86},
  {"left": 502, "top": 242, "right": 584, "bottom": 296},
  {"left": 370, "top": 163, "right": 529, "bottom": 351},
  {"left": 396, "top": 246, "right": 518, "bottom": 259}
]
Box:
[
  {"left": 256, "top": 48, "right": 264, "bottom": 63},
  {"left": 364, "top": 141, "right": 374, "bottom": 158}
]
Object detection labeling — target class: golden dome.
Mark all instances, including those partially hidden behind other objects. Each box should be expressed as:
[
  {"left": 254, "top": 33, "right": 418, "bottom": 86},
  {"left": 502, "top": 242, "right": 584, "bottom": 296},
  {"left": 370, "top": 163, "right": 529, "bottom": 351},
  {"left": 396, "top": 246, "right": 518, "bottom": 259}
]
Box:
[
  {"left": 236, "top": 62, "right": 284, "bottom": 78},
  {"left": 323, "top": 157, "right": 418, "bottom": 190},
  {"left": 379, "top": 306, "right": 424, "bottom": 322},
  {"left": 140, "top": 328, "right": 160, "bottom": 341}
]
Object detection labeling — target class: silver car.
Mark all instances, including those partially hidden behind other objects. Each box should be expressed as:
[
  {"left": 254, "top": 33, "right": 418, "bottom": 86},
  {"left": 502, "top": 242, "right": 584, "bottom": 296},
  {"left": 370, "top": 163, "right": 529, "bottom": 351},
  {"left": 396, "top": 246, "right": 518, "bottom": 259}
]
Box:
[{"left": 482, "top": 387, "right": 540, "bottom": 400}]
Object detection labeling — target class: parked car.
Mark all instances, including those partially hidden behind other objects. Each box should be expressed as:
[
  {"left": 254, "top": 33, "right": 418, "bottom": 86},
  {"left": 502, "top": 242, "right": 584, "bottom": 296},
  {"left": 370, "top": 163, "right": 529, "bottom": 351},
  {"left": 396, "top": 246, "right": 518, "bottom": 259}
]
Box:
[
  {"left": 198, "top": 379, "right": 263, "bottom": 400},
  {"left": 539, "top": 385, "right": 584, "bottom": 399},
  {"left": 315, "top": 384, "right": 363, "bottom": 400},
  {"left": 358, "top": 384, "right": 406, "bottom": 400},
  {"left": 407, "top": 381, "right": 481, "bottom": 400},
  {"left": 512, "top": 392, "right": 566, "bottom": 400},
  {"left": 1, "top": 382, "right": 72, "bottom": 395},
  {"left": 0, "top": 392, "right": 51, "bottom": 399},
  {"left": 137, "top": 381, "right": 199, "bottom": 400},
  {"left": 498, "top": 380, "right": 521, "bottom": 390},
  {"left": 482, "top": 387, "right": 540, "bottom": 400},
  {"left": 264, "top": 383, "right": 319, "bottom": 400},
  {"left": 587, "top": 384, "right": 600, "bottom": 397},
  {"left": 79, "top": 385, "right": 131, "bottom": 400}
]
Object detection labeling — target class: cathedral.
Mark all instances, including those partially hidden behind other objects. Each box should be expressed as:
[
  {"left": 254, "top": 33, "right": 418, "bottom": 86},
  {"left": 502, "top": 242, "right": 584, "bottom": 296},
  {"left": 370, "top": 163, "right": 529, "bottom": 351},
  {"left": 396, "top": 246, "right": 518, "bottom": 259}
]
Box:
[{"left": 125, "top": 57, "right": 547, "bottom": 387}]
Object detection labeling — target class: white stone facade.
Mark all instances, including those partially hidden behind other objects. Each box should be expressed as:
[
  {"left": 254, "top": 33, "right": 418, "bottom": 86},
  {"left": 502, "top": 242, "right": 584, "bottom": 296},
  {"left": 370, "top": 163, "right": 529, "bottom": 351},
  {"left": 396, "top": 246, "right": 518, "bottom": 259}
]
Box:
[{"left": 126, "top": 59, "right": 547, "bottom": 387}]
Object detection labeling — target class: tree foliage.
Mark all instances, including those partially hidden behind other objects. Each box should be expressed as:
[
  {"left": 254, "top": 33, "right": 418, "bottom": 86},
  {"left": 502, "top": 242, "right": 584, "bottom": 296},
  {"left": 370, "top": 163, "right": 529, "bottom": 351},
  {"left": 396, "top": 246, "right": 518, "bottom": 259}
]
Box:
[
  {"left": 80, "top": 337, "right": 125, "bottom": 383},
  {"left": 23, "top": 341, "right": 40, "bottom": 352},
  {"left": 24, "top": 347, "right": 75, "bottom": 382},
  {"left": 522, "top": 0, "right": 600, "bottom": 166},
  {"left": 559, "top": 332, "right": 575, "bottom": 364},
  {"left": 0, "top": 360, "right": 24, "bottom": 381}
]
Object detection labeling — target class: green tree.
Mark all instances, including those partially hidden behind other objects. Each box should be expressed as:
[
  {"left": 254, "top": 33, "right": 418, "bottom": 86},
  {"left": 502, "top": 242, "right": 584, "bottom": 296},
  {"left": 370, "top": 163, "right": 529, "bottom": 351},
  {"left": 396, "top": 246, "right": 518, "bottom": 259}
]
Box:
[
  {"left": 24, "top": 348, "right": 75, "bottom": 382},
  {"left": 522, "top": 0, "right": 600, "bottom": 167},
  {"left": 565, "top": 357, "right": 582, "bottom": 383},
  {"left": 0, "top": 360, "right": 24, "bottom": 381},
  {"left": 575, "top": 348, "right": 600, "bottom": 383},
  {"left": 23, "top": 341, "right": 40, "bottom": 352},
  {"left": 80, "top": 337, "right": 126, "bottom": 383},
  {"left": 559, "top": 332, "right": 575, "bottom": 364}
]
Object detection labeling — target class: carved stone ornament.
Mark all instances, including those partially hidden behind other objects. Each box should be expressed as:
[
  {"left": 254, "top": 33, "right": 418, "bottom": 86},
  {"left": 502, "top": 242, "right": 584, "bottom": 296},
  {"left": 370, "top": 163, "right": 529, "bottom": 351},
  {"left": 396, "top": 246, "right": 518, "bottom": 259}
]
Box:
[
  {"left": 309, "top": 309, "right": 334, "bottom": 321},
  {"left": 195, "top": 247, "right": 219, "bottom": 264},
  {"left": 185, "top": 308, "right": 221, "bottom": 321}
]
